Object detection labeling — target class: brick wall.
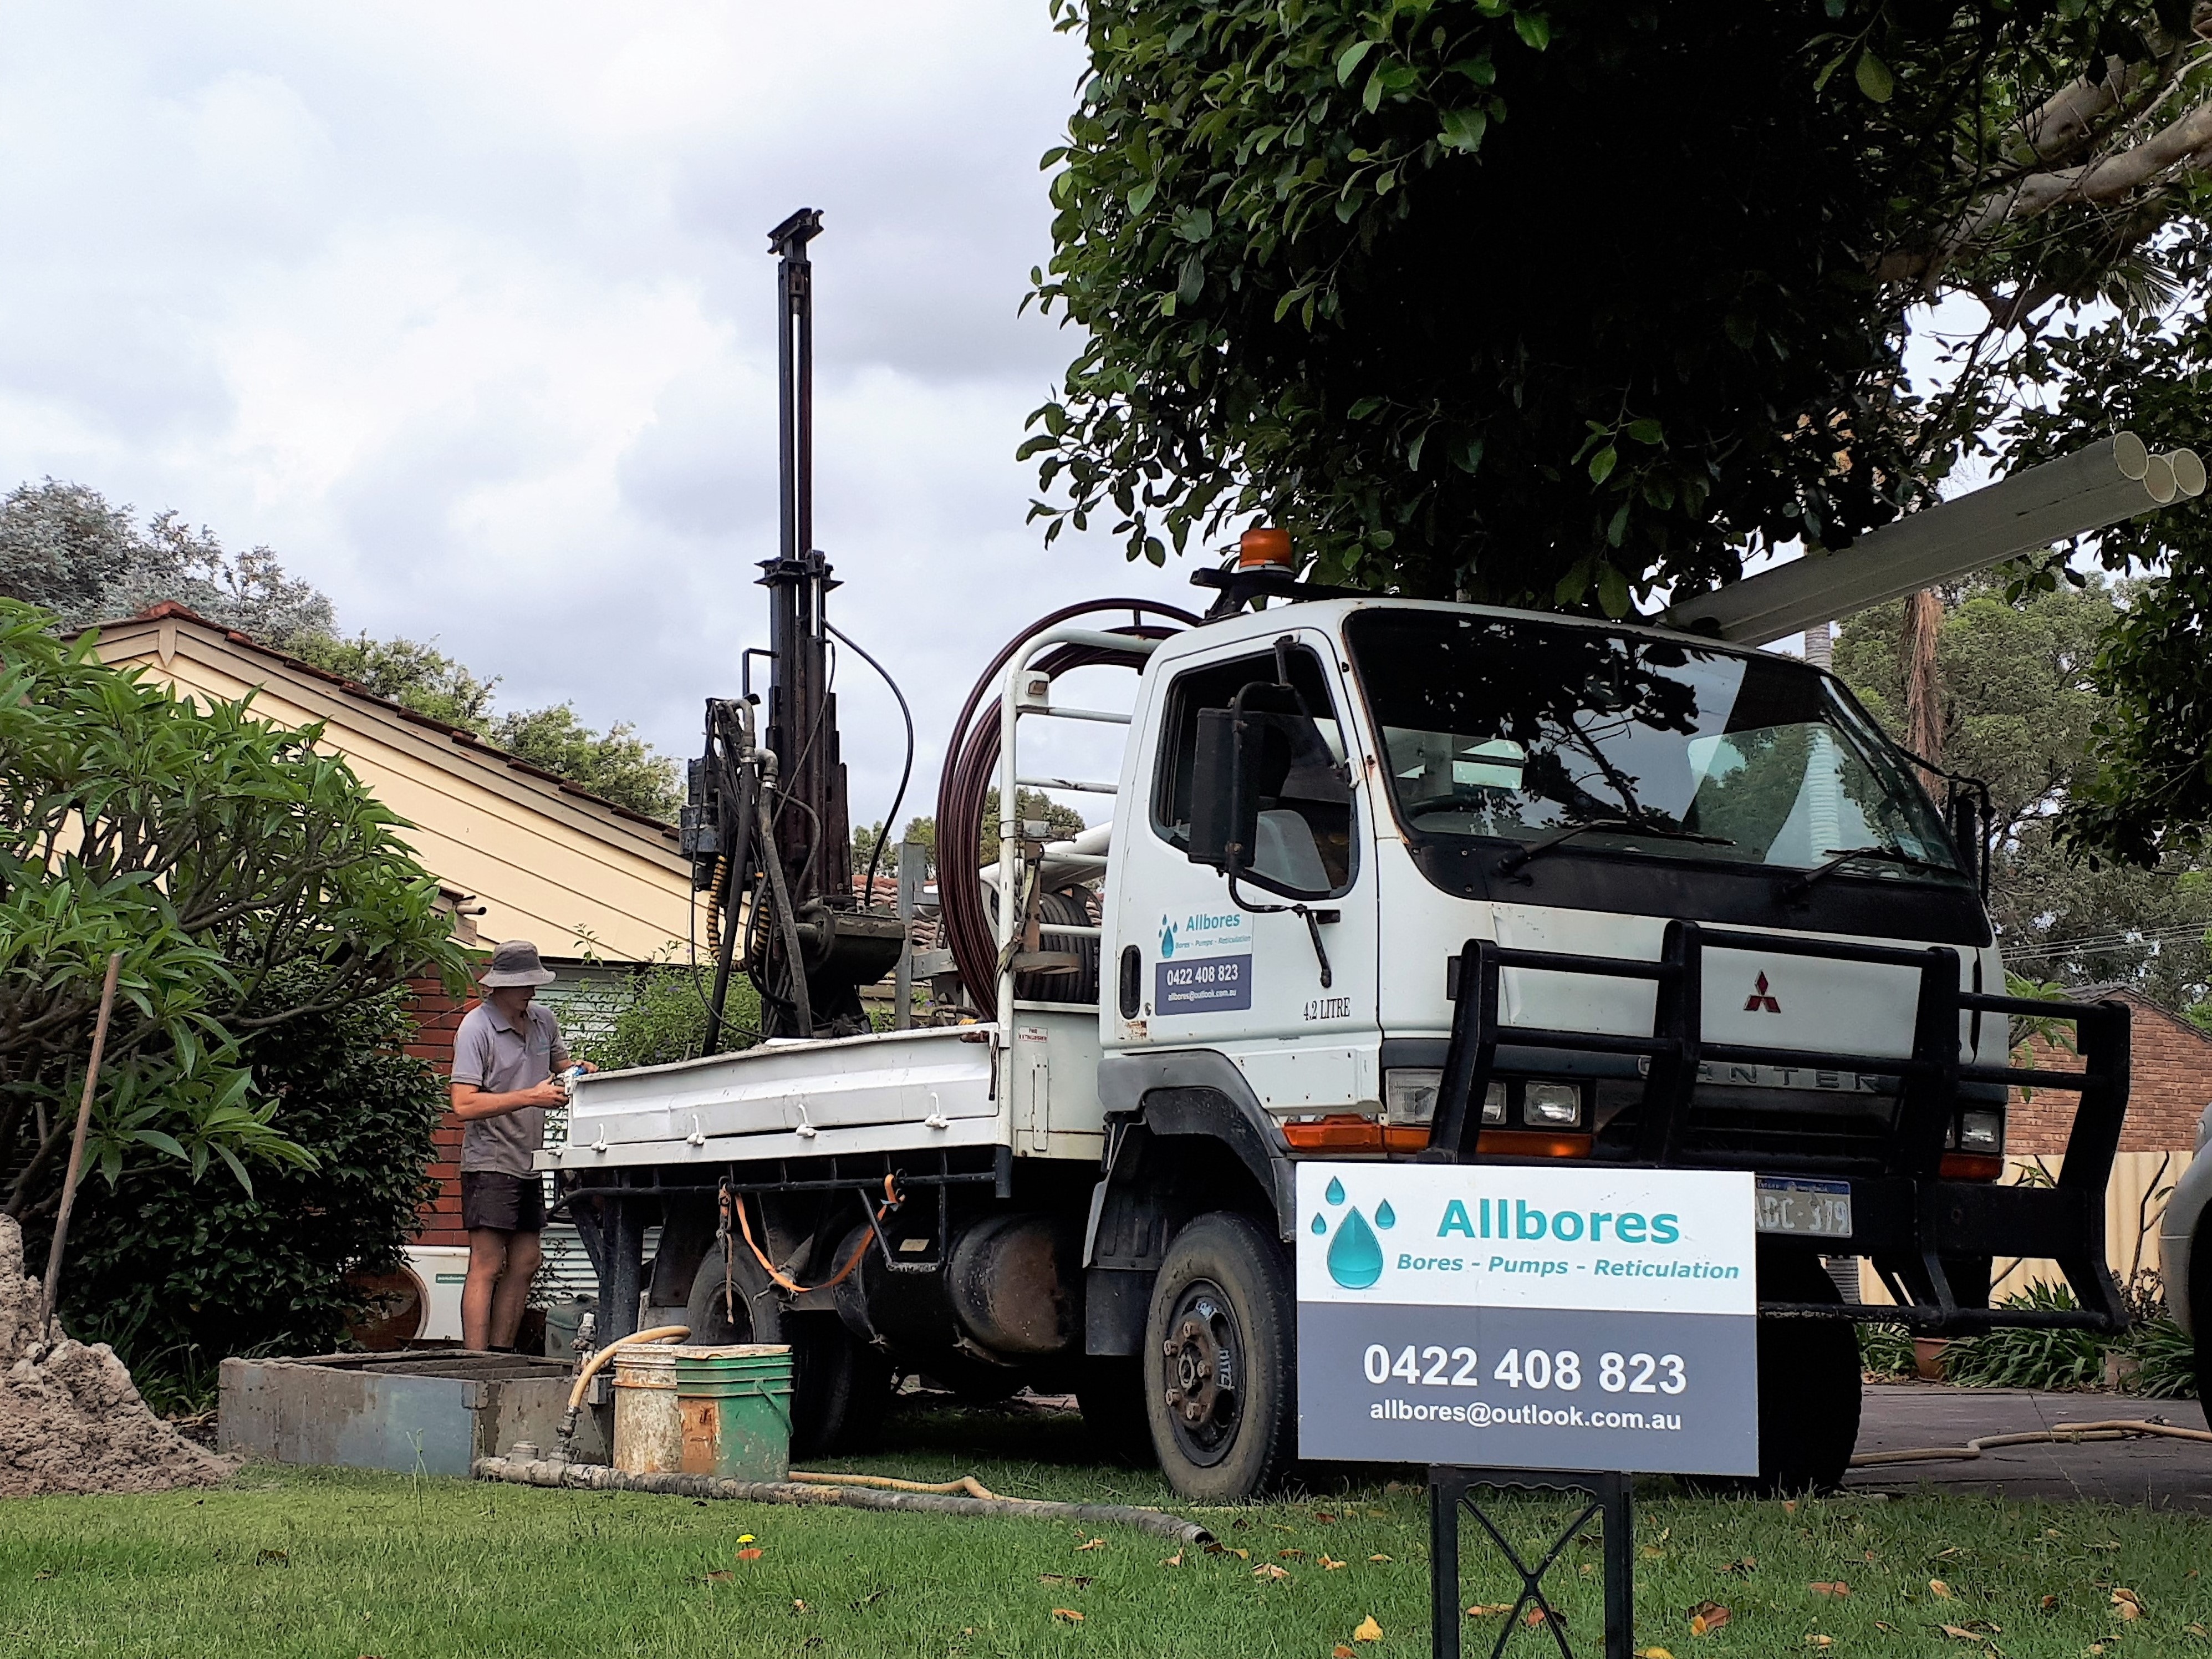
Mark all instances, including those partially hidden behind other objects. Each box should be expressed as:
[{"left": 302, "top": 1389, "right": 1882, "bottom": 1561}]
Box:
[
  {"left": 2006, "top": 989, "right": 2212, "bottom": 1156},
  {"left": 404, "top": 973, "right": 472, "bottom": 1246}
]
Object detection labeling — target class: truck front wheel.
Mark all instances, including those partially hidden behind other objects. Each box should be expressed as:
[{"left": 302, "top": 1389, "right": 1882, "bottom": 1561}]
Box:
[
  {"left": 1143, "top": 1213, "right": 1298, "bottom": 1500},
  {"left": 684, "top": 1249, "right": 888, "bottom": 1458},
  {"left": 1752, "top": 1249, "right": 1862, "bottom": 1493}
]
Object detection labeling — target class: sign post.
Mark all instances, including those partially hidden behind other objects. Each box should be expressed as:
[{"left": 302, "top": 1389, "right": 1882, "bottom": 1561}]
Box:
[{"left": 1295, "top": 1163, "right": 1759, "bottom": 1656}]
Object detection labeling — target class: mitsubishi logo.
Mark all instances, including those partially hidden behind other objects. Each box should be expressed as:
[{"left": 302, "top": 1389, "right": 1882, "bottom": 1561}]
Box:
[{"left": 1744, "top": 971, "right": 1781, "bottom": 1014}]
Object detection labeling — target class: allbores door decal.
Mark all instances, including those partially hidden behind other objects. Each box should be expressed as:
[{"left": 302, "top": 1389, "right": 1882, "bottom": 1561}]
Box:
[{"left": 1155, "top": 907, "right": 1253, "bottom": 1013}]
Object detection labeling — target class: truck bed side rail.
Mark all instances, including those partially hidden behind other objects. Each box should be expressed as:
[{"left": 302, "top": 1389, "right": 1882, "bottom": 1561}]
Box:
[{"left": 1423, "top": 920, "right": 2132, "bottom": 1335}]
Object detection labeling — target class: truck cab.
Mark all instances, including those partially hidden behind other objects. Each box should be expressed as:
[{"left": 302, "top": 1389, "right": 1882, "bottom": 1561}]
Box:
[{"left": 555, "top": 587, "right": 2129, "bottom": 1502}]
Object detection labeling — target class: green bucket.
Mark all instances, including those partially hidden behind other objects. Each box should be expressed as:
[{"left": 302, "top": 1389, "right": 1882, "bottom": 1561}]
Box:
[{"left": 674, "top": 1345, "right": 794, "bottom": 1482}]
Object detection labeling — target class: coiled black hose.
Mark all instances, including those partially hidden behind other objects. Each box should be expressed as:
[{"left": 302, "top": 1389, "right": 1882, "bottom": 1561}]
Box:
[{"left": 935, "top": 599, "right": 1200, "bottom": 1006}]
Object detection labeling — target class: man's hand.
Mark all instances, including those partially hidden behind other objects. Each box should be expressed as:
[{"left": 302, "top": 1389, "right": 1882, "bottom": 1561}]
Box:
[{"left": 451, "top": 1078, "right": 569, "bottom": 1119}]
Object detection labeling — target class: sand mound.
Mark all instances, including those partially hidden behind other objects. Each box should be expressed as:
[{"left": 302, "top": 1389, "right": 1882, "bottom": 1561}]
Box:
[{"left": 0, "top": 1215, "right": 233, "bottom": 1497}]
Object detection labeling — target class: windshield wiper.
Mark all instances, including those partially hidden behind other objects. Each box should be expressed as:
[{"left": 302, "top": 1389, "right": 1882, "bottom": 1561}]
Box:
[
  {"left": 1785, "top": 844, "right": 1956, "bottom": 900},
  {"left": 1495, "top": 817, "right": 1736, "bottom": 878}
]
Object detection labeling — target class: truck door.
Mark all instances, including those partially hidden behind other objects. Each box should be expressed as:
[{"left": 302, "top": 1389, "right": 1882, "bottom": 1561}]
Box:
[{"left": 1106, "top": 635, "right": 1379, "bottom": 1113}]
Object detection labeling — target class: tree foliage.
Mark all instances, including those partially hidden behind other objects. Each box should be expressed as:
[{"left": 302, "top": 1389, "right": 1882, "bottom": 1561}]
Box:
[
  {"left": 288, "top": 633, "right": 682, "bottom": 821},
  {"left": 1835, "top": 576, "right": 2212, "bottom": 1014},
  {"left": 488, "top": 705, "right": 683, "bottom": 823},
  {"left": 1031, "top": 0, "right": 1930, "bottom": 611},
  {"left": 290, "top": 631, "right": 500, "bottom": 730},
  {"left": 1033, "top": 0, "right": 2211, "bottom": 598},
  {"left": 3, "top": 480, "right": 685, "bottom": 822},
  {"left": 1984, "top": 219, "right": 2212, "bottom": 867},
  {"left": 0, "top": 601, "right": 466, "bottom": 1223},
  {"left": 1032, "top": 0, "right": 2212, "bottom": 857},
  {"left": 0, "top": 480, "right": 333, "bottom": 644},
  {"left": 562, "top": 965, "right": 762, "bottom": 1072},
  {"left": 59, "top": 974, "right": 446, "bottom": 1401}
]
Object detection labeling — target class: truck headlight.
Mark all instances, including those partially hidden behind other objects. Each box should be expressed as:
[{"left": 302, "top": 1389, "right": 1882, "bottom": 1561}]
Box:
[
  {"left": 1958, "top": 1110, "right": 2002, "bottom": 1153},
  {"left": 1384, "top": 1068, "right": 1440, "bottom": 1125},
  {"left": 1523, "top": 1081, "right": 1583, "bottom": 1128},
  {"left": 1381, "top": 1071, "right": 1508, "bottom": 1126}
]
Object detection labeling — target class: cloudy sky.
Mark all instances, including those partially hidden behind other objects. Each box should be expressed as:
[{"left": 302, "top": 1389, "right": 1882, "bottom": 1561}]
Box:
[{"left": 0, "top": 1, "right": 1180, "bottom": 825}]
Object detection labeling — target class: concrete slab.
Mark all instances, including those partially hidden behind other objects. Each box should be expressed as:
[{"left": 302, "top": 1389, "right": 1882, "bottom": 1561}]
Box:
[
  {"left": 1846, "top": 1383, "right": 2212, "bottom": 1510},
  {"left": 218, "top": 1348, "right": 608, "bottom": 1477}
]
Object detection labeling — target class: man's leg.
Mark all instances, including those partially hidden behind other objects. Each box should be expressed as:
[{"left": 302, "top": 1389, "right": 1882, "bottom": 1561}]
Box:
[
  {"left": 462, "top": 1228, "right": 510, "bottom": 1351},
  {"left": 491, "top": 1229, "right": 543, "bottom": 1349}
]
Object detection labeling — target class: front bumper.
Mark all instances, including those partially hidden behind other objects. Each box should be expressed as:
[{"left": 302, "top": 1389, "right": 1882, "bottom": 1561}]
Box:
[{"left": 1423, "top": 920, "right": 2132, "bottom": 1336}]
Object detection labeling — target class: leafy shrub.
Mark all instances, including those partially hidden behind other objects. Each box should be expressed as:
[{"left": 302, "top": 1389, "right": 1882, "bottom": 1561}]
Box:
[
  {"left": 1941, "top": 1283, "right": 2109, "bottom": 1391},
  {"left": 2126, "top": 1310, "right": 2199, "bottom": 1401},
  {"left": 565, "top": 965, "right": 760, "bottom": 1072},
  {"left": 1857, "top": 1322, "right": 1914, "bottom": 1380},
  {"left": 59, "top": 974, "right": 445, "bottom": 1407},
  {"left": 0, "top": 600, "right": 462, "bottom": 1228}
]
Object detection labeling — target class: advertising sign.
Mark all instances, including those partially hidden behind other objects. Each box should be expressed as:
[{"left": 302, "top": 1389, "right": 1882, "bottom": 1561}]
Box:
[{"left": 1296, "top": 1163, "right": 1759, "bottom": 1475}]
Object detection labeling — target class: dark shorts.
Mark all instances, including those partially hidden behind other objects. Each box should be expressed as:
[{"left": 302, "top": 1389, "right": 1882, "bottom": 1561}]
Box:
[{"left": 460, "top": 1170, "right": 546, "bottom": 1234}]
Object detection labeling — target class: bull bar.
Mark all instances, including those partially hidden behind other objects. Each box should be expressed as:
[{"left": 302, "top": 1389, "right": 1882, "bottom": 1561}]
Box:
[{"left": 1422, "top": 919, "right": 2132, "bottom": 1336}]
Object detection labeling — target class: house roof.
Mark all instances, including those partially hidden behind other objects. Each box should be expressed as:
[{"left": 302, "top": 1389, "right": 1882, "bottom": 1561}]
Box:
[
  {"left": 116, "top": 602, "right": 679, "bottom": 838},
  {"left": 90, "top": 603, "right": 692, "bottom": 964},
  {"left": 2065, "top": 983, "right": 2212, "bottom": 1048}
]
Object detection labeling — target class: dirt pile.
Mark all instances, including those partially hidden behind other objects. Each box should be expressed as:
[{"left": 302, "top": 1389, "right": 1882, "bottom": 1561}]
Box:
[{"left": 0, "top": 1215, "right": 233, "bottom": 1496}]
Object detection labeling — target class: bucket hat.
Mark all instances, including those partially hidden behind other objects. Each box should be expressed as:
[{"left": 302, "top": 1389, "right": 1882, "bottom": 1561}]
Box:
[{"left": 479, "top": 939, "right": 557, "bottom": 988}]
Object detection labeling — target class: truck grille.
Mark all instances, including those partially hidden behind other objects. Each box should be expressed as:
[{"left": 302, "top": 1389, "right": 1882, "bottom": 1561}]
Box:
[{"left": 1592, "top": 1078, "right": 1898, "bottom": 1173}]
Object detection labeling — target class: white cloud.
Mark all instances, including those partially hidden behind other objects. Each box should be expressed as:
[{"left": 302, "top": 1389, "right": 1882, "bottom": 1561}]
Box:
[{"left": 0, "top": 0, "right": 1190, "bottom": 828}]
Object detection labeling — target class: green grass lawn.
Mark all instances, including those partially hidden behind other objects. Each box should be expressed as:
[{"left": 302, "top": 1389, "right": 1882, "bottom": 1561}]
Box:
[{"left": 0, "top": 1403, "right": 2207, "bottom": 1657}]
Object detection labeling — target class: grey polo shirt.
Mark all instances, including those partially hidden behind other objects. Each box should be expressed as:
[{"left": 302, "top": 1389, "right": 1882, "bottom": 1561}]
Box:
[{"left": 451, "top": 1000, "right": 570, "bottom": 1176}]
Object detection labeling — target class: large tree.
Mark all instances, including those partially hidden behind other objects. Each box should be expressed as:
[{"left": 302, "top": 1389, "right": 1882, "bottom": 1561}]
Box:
[
  {"left": 0, "top": 481, "right": 684, "bottom": 822},
  {"left": 1836, "top": 575, "right": 2212, "bottom": 1014},
  {"left": 1031, "top": 0, "right": 2212, "bottom": 856},
  {"left": 0, "top": 480, "right": 332, "bottom": 645}
]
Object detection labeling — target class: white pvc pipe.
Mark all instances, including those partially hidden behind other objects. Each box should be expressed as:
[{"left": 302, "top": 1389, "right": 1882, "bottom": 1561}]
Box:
[{"left": 1662, "top": 432, "right": 2208, "bottom": 644}]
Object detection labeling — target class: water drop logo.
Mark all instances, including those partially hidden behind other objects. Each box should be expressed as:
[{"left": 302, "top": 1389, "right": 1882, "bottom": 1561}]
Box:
[
  {"left": 1312, "top": 1175, "right": 1389, "bottom": 1290},
  {"left": 1159, "top": 916, "right": 1178, "bottom": 958}
]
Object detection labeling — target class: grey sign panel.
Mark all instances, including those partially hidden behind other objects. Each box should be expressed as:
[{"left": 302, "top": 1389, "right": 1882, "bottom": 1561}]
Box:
[
  {"left": 1296, "top": 1303, "right": 1758, "bottom": 1475},
  {"left": 1156, "top": 953, "right": 1252, "bottom": 1012}
]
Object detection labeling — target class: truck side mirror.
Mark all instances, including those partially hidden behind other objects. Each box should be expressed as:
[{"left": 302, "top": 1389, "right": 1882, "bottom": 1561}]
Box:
[
  {"left": 1186, "top": 683, "right": 1322, "bottom": 879},
  {"left": 1187, "top": 706, "right": 1254, "bottom": 872}
]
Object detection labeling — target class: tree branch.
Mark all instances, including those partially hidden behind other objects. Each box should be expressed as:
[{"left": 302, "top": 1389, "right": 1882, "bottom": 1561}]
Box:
[{"left": 1882, "top": 84, "right": 2212, "bottom": 291}]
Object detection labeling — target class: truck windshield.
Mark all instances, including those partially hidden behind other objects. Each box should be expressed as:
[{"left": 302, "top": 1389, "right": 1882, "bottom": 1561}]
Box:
[{"left": 1343, "top": 609, "right": 1963, "bottom": 879}]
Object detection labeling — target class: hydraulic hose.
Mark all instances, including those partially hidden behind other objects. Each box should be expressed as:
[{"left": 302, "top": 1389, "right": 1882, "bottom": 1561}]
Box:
[
  {"left": 1850, "top": 1416, "right": 2212, "bottom": 1466},
  {"left": 475, "top": 1455, "right": 1215, "bottom": 1546},
  {"left": 935, "top": 599, "right": 1200, "bottom": 1004},
  {"left": 827, "top": 619, "right": 915, "bottom": 906}
]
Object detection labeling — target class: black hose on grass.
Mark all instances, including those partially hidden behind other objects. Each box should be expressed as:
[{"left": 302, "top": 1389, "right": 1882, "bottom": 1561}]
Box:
[{"left": 473, "top": 1456, "right": 1215, "bottom": 1546}]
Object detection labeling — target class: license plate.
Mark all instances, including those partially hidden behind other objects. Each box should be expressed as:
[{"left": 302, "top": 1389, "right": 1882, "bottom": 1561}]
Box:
[{"left": 1755, "top": 1177, "right": 1853, "bottom": 1239}]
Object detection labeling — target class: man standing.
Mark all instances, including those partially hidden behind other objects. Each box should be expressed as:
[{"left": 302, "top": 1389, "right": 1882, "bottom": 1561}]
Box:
[{"left": 450, "top": 940, "right": 592, "bottom": 1351}]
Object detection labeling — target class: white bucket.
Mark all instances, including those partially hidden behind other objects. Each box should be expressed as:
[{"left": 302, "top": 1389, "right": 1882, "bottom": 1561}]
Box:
[{"left": 611, "top": 1346, "right": 683, "bottom": 1474}]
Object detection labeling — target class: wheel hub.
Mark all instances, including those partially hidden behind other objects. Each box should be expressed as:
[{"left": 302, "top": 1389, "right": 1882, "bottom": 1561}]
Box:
[{"left": 1159, "top": 1285, "right": 1242, "bottom": 1465}]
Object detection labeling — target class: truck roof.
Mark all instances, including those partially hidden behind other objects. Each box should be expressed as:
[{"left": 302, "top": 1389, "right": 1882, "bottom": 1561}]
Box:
[{"left": 1174, "top": 593, "right": 1766, "bottom": 664}]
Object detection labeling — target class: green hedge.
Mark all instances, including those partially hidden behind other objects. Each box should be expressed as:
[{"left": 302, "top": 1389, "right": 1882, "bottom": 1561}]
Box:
[{"left": 58, "top": 975, "right": 444, "bottom": 1412}]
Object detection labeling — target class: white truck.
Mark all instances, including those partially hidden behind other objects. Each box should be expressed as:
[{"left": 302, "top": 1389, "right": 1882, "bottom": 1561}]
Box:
[{"left": 546, "top": 213, "right": 2205, "bottom": 1498}]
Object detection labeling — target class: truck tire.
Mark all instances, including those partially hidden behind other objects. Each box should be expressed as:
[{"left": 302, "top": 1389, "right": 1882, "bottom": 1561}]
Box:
[
  {"left": 1143, "top": 1212, "right": 1298, "bottom": 1501},
  {"left": 1752, "top": 1250, "right": 1862, "bottom": 1494},
  {"left": 685, "top": 1248, "right": 889, "bottom": 1458},
  {"left": 1077, "top": 1356, "right": 1158, "bottom": 1467}
]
